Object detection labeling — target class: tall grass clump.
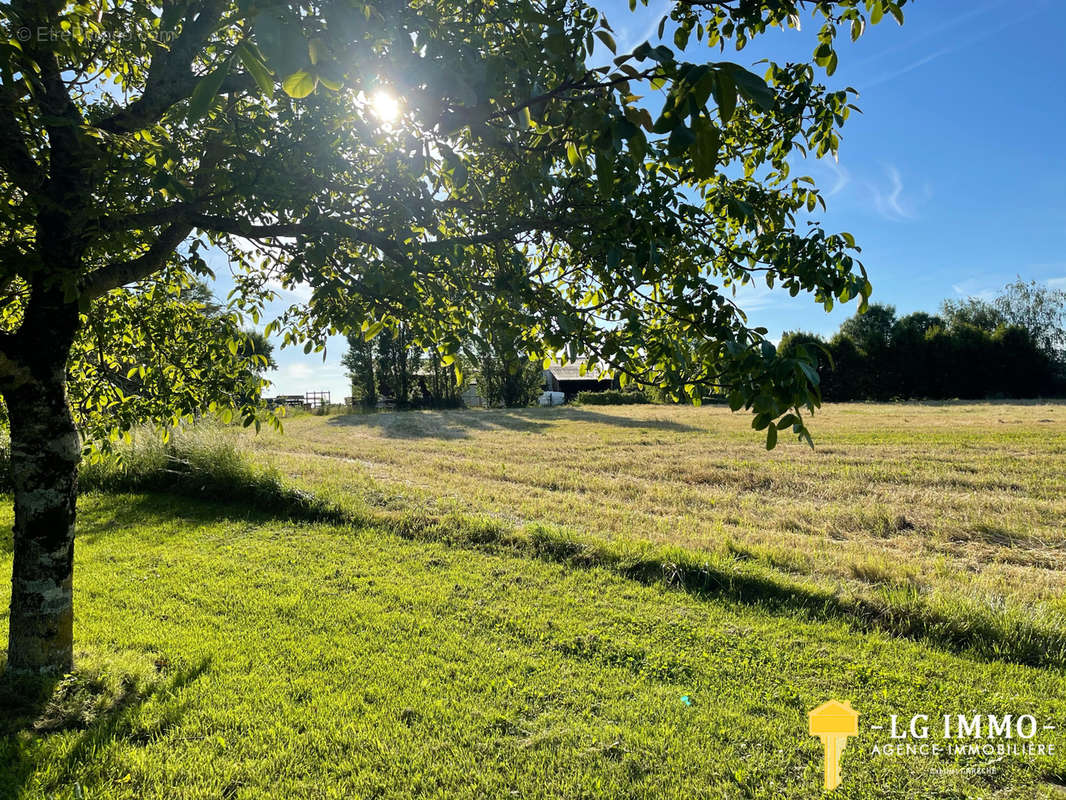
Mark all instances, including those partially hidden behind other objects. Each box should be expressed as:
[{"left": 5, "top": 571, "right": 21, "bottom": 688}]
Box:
[
  {"left": 80, "top": 424, "right": 255, "bottom": 494},
  {"left": 77, "top": 423, "right": 343, "bottom": 522}
]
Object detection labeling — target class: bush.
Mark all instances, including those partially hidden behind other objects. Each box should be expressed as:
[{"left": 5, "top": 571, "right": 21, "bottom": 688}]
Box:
[{"left": 577, "top": 390, "right": 650, "bottom": 405}]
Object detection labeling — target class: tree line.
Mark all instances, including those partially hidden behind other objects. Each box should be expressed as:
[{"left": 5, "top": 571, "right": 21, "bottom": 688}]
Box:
[{"left": 779, "top": 280, "right": 1066, "bottom": 401}]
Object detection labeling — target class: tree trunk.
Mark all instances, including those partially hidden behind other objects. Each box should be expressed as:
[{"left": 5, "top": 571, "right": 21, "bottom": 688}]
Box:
[{"left": 3, "top": 295, "right": 81, "bottom": 675}]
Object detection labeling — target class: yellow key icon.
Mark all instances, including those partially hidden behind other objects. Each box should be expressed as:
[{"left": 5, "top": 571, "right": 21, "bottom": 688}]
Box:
[{"left": 809, "top": 700, "right": 859, "bottom": 791}]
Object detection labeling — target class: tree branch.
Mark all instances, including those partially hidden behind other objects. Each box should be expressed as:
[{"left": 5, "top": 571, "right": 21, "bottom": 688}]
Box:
[
  {"left": 10, "top": 0, "right": 94, "bottom": 182},
  {"left": 92, "top": 0, "right": 236, "bottom": 134},
  {"left": 82, "top": 204, "right": 595, "bottom": 300},
  {"left": 80, "top": 222, "right": 194, "bottom": 299}
]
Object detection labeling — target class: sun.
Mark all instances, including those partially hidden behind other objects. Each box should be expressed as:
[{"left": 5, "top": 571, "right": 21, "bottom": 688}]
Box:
[{"left": 370, "top": 90, "right": 401, "bottom": 124}]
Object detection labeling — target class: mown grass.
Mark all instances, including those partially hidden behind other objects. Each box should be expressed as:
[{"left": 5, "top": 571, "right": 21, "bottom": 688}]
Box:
[
  {"left": 62, "top": 414, "right": 1066, "bottom": 668},
  {"left": 3, "top": 402, "right": 1066, "bottom": 797},
  {"left": 239, "top": 402, "right": 1066, "bottom": 619},
  {"left": 2, "top": 494, "right": 1065, "bottom": 799}
]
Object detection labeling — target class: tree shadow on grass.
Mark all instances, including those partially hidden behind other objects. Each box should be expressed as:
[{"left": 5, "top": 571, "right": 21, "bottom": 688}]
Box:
[
  {"left": 25, "top": 487, "right": 1066, "bottom": 673},
  {"left": 0, "top": 655, "right": 210, "bottom": 797},
  {"left": 394, "top": 514, "right": 1066, "bottom": 672},
  {"left": 325, "top": 406, "right": 701, "bottom": 439},
  {"left": 70, "top": 490, "right": 359, "bottom": 550}
]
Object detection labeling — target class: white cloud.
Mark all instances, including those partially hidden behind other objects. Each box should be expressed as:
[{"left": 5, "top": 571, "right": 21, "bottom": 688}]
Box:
[
  {"left": 280, "top": 363, "right": 314, "bottom": 381},
  {"left": 868, "top": 165, "right": 928, "bottom": 222},
  {"left": 824, "top": 160, "right": 851, "bottom": 197},
  {"left": 950, "top": 275, "right": 1003, "bottom": 300},
  {"left": 616, "top": 0, "right": 672, "bottom": 53},
  {"left": 878, "top": 165, "right": 908, "bottom": 219}
]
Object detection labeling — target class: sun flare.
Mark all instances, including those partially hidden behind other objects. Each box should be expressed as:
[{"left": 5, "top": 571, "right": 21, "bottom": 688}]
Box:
[{"left": 370, "top": 90, "right": 401, "bottom": 123}]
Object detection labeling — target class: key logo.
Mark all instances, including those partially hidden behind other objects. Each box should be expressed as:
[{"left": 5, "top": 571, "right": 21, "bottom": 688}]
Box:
[{"left": 809, "top": 700, "right": 859, "bottom": 790}]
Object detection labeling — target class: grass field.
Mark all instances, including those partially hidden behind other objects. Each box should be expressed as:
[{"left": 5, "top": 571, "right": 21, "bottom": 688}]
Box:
[
  {"left": 245, "top": 402, "right": 1066, "bottom": 616},
  {"left": 2, "top": 494, "right": 1065, "bottom": 799},
  {"left": 3, "top": 401, "right": 1066, "bottom": 798}
]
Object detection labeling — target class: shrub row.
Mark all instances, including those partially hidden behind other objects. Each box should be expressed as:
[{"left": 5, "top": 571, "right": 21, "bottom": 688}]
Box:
[
  {"left": 779, "top": 302, "right": 1065, "bottom": 402},
  {"left": 576, "top": 390, "right": 650, "bottom": 405}
]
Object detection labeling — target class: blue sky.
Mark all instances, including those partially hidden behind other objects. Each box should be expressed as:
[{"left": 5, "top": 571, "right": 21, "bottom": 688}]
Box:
[{"left": 216, "top": 0, "right": 1066, "bottom": 401}]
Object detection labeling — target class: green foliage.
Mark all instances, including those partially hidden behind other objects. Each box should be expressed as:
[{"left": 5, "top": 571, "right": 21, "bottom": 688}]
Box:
[
  {"left": 342, "top": 332, "right": 377, "bottom": 408},
  {"left": 342, "top": 325, "right": 466, "bottom": 409},
  {"left": 373, "top": 324, "right": 421, "bottom": 406},
  {"left": 576, "top": 389, "right": 650, "bottom": 405},
  {"left": 458, "top": 292, "right": 545, "bottom": 409},
  {"left": 0, "top": 0, "right": 909, "bottom": 452},
  {"left": 477, "top": 357, "right": 543, "bottom": 409},
  {"left": 0, "top": 276, "right": 276, "bottom": 449},
  {"left": 940, "top": 296, "right": 1007, "bottom": 334},
  {"left": 780, "top": 286, "right": 1065, "bottom": 401},
  {"left": 938, "top": 279, "right": 1066, "bottom": 359},
  {"left": 990, "top": 279, "right": 1066, "bottom": 358},
  {"left": 237, "top": 329, "right": 278, "bottom": 372},
  {"left": 838, "top": 303, "right": 897, "bottom": 354}
]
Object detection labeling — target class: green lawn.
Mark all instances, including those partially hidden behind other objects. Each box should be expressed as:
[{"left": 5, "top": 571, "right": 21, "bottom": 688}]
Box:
[
  {"left": 2, "top": 493, "right": 1065, "bottom": 798},
  {"left": 3, "top": 402, "right": 1066, "bottom": 798}
]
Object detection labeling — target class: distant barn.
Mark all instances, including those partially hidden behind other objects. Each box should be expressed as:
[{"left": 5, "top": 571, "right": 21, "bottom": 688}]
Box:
[{"left": 543, "top": 361, "right": 616, "bottom": 400}]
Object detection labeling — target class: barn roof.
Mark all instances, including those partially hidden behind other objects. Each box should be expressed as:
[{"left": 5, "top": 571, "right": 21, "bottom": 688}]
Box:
[{"left": 545, "top": 361, "right": 612, "bottom": 381}]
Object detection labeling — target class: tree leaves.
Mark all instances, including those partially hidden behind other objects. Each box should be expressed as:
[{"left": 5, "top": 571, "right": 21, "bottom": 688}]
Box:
[
  {"left": 690, "top": 116, "right": 720, "bottom": 179},
  {"left": 254, "top": 10, "right": 307, "bottom": 80},
  {"left": 67, "top": 281, "right": 280, "bottom": 453},
  {"left": 187, "top": 59, "right": 232, "bottom": 121},
  {"left": 594, "top": 30, "right": 617, "bottom": 54},
  {"left": 282, "top": 70, "right": 316, "bottom": 99},
  {"left": 237, "top": 42, "right": 274, "bottom": 98},
  {"left": 721, "top": 63, "right": 775, "bottom": 112},
  {"left": 712, "top": 71, "right": 736, "bottom": 123}
]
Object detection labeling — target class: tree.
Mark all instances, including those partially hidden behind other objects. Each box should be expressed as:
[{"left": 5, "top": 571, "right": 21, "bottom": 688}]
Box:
[
  {"left": 940, "top": 297, "right": 1006, "bottom": 333},
  {"left": 993, "top": 279, "right": 1066, "bottom": 360},
  {"left": 469, "top": 296, "right": 545, "bottom": 408},
  {"left": 891, "top": 312, "right": 943, "bottom": 398},
  {"left": 238, "top": 329, "right": 277, "bottom": 373},
  {"left": 342, "top": 333, "right": 376, "bottom": 409},
  {"left": 413, "top": 350, "right": 467, "bottom": 408},
  {"left": 838, "top": 303, "right": 897, "bottom": 355},
  {"left": 343, "top": 328, "right": 466, "bottom": 408},
  {"left": 478, "top": 357, "right": 544, "bottom": 408},
  {"left": 373, "top": 324, "right": 420, "bottom": 405},
  {"left": 833, "top": 304, "right": 896, "bottom": 399},
  {"left": 0, "top": 0, "right": 905, "bottom": 673}
]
